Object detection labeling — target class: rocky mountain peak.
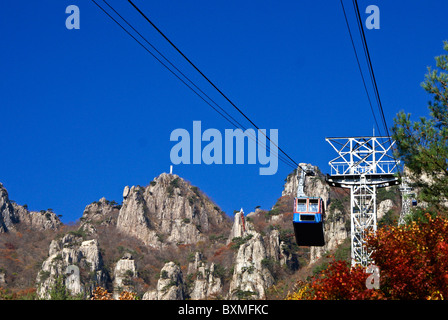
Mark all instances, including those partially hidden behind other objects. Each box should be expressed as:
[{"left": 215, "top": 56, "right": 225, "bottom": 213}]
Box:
[
  {"left": 116, "top": 173, "right": 229, "bottom": 248},
  {"left": 36, "top": 233, "right": 108, "bottom": 299},
  {"left": 0, "top": 183, "right": 61, "bottom": 233},
  {"left": 0, "top": 183, "right": 17, "bottom": 233},
  {"left": 78, "top": 197, "right": 121, "bottom": 235},
  {"left": 227, "top": 208, "right": 247, "bottom": 243}
]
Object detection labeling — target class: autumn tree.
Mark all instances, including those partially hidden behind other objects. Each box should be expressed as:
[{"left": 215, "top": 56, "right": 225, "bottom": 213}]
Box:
[
  {"left": 367, "top": 214, "right": 448, "bottom": 299},
  {"left": 288, "top": 214, "right": 448, "bottom": 300},
  {"left": 392, "top": 41, "right": 448, "bottom": 216}
]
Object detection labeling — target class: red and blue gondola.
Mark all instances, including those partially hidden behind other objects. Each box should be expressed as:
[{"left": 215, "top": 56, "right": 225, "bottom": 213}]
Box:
[{"left": 293, "top": 197, "right": 325, "bottom": 246}]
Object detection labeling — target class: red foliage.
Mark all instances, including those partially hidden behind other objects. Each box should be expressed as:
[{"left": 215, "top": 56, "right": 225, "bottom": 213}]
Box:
[
  {"left": 367, "top": 214, "right": 448, "bottom": 299},
  {"left": 296, "top": 214, "right": 448, "bottom": 300},
  {"left": 305, "top": 260, "right": 384, "bottom": 300},
  {"left": 212, "top": 244, "right": 232, "bottom": 258}
]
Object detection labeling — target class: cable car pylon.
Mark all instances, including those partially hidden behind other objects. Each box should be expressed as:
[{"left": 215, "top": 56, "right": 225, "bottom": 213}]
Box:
[
  {"left": 325, "top": 136, "right": 400, "bottom": 267},
  {"left": 398, "top": 175, "right": 416, "bottom": 225}
]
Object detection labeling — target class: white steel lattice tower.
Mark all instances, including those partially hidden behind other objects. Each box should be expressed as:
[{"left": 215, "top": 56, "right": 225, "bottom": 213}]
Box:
[
  {"left": 326, "top": 137, "right": 399, "bottom": 267},
  {"left": 350, "top": 175, "right": 377, "bottom": 265},
  {"left": 398, "top": 177, "right": 413, "bottom": 225}
]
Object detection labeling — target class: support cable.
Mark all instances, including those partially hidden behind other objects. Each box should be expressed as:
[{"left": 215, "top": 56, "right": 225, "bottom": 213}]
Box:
[{"left": 92, "top": 0, "right": 298, "bottom": 169}]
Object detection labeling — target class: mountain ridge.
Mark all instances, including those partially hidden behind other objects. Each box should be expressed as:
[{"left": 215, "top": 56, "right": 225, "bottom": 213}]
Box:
[{"left": 0, "top": 167, "right": 401, "bottom": 299}]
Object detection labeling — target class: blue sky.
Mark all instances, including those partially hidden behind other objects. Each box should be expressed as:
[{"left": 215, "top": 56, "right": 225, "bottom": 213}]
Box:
[{"left": 1, "top": 0, "right": 447, "bottom": 223}]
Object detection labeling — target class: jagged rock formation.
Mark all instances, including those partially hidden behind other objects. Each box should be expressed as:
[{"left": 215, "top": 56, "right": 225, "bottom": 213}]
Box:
[
  {"left": 187, "top": 252, "right": 223, "bottom": 300},
  {"left": 310, "top": 208, "right": 348, "bottom": 264},
  {"left": 227, "top": 209, "right": 247, "bottom": 243},
  {"left": 4, "top": 167, "right": 406, "bottom": 300},
  {"left": 113, "top": 253, "right": 137, "bottom": 299},
  {"left": 78, "top": 197, "right": 120, "bottom": 235},
  {"left": 0, "top": 183, "right": 16, "bottom": 233},
  {"left": 143, "top": 253, "right": 224, "bottom": 300},
  {"left": 377, "top": 199, "right": 394, "bottom": 221},
  {"left": 116, "top": 184, "right": 162, "bottom": 248},
  {"left": 36, "top": 233, "right": 108, "bottom": 299},
  {"left": 282, "top": 165, "right": 330, "bottom": 205},
  {"left": 12, "top": 205, "right": 61, "bottom": 231},
  {"left": 0, "top": 183, "right": 61, "bottom": 233},
  {"left": 31, "top": 173, "right": 233, "bottom": 300},
  {"left": 227, "top": 210, "right": 279, "bottom": 300},
  {"left": 142, "top": 261, "right": 186, "bottom": 300},
  {"left": 117, "top": 173, "right": 227, "bottom": 248},
  {"left": 228, "top": 232, "right": 275, "bottom": 299},
  {"left": 267, "top": 229, "right": 295, "bottom": 268}
]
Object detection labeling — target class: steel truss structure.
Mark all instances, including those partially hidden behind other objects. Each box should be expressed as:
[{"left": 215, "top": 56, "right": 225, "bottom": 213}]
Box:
[
  {"left": 398, "top": 177, "right": 414, "bottom": 225},
  {"left": 326, "top": 137, "right": 399, "bottom": 267}
]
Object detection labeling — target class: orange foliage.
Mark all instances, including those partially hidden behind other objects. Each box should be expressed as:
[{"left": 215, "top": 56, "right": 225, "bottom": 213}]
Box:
[
  {"left": 367, "top": 214, "right": 448, "bottom": 299},
  {"left": 0, "top": 287, "right": 36, "bottom": 300},
  {"left": 118, "top": 291, "right": 137, "bottom": 300},
  {"left": 91, "top": 286, "right": 113, "bottom": 300},
  {"left": 91, "top": 286, "right": 137, "bottom": 300},
  {"left": 212, "top": 244, "right": 232, "bottom": 258},
  {"left": 289, "top": 213, "right": 448, "bottom": 300}
]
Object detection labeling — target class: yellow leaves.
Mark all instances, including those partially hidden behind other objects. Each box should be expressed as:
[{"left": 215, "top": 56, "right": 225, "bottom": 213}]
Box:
[
  {"left": 286, "top": 284, "right": 310, "bottom": 300},
  {"left": 427, "top": 291, "right": 444, "bottom": 300}
]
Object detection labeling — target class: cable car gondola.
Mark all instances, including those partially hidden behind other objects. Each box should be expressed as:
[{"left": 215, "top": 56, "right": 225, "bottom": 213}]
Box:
[
  {"left": 292, "top": 164, "right": 325, "bottom": 247},
  {"left": 293, "top": 196, "right": 325, "bottom": 246}
]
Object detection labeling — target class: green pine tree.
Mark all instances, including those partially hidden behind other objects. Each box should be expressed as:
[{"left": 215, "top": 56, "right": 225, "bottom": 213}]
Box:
[
  {"left": 392, "top": 41, "right": 448, "bottom": 216},
  {"left": 48, "top": 275, "right": 71, "bottom": 300},
  {"left": 47, "top": 275, "right": 85, "bottom": 300}
]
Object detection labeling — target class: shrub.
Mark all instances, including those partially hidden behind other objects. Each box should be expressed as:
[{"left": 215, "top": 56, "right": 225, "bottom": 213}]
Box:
[
  {"left": 233, "top": 289, "right": 258, "bottom": 300},
  {"left": 38, "top": 270, "right": 51, "bottom": 282},
  {"left": 230, "top": 235, "right": 253, "bottom": 250},
  {"left": 191, "top": 186, "right": 200, "bottom": 196},
  {"left": 170, "top": 178, "right": 180, "bottom": 188}
]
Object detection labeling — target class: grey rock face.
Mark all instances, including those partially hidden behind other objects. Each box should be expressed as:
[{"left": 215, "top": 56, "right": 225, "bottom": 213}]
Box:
[
  {"left": 36, "top": 234, "right": 108, "bottom": 299},
  {"left": 227, "top": 209, "right": 285, "bottom": 300},
  {"left": 113, "top": 254, "right": 137, "bottom": 299},
  {"left": 377, "top": 199, "right": 394, "bottom": 221},
  {"left": 116, "top": 173, "right": 227, "bottom": 248},
  {"left": 0, "top": 183, "right": 17, "bottom": 233},
  {"left": 0, "top": 183, "right": 61, "bottom": 233},
  {"left": 228, "top": 231, "right": 275, "bottom": 300},
  {"left": 227, "top": 209, "right": 247, "bottom": 244},
  {"left": 78, "top": 197, "right": 120, "bottom": 235},
  {"left": 142, "top": 261, "right": 186, "bottom": 300},
  {"left": 187, "top": 252, "right": 223, "bottom": 300}
]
